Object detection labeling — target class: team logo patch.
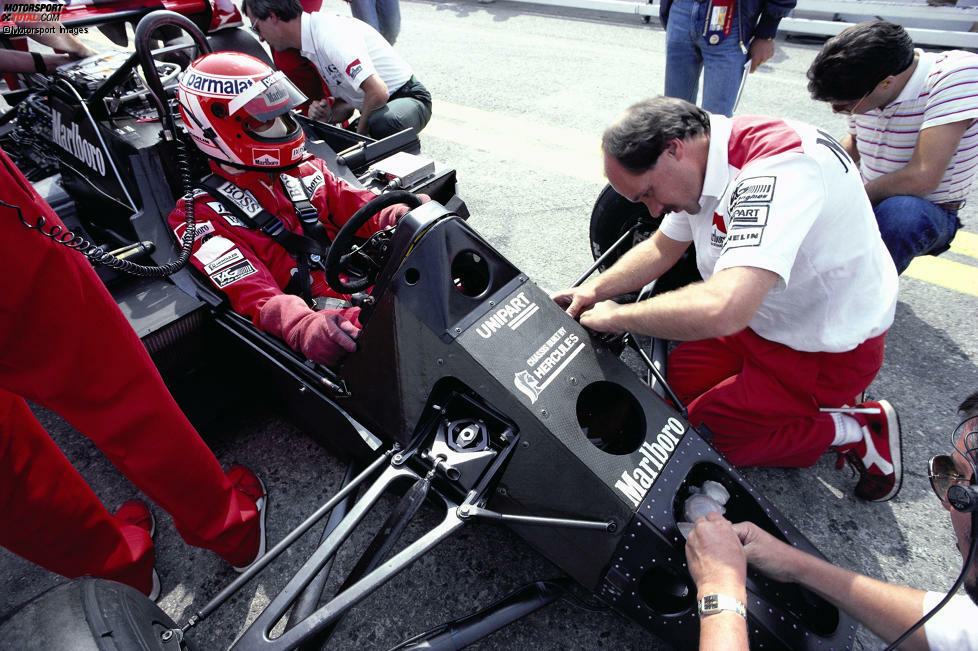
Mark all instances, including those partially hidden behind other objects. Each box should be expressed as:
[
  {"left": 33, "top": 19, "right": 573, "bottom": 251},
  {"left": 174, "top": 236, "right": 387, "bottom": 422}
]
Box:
[
  {"left": 730, "top": 204, "right": 769, "bottom": 226},
  {"left": 209, "top": 260, "right": 258, "bottom": 288},
  {"left": 722, "top": 226, "right": 765, "bottom": 251},
  {"left": 216, "top": 180, "right": 263, "bottom": 218},
  {"left": 182, "top": 71, "right": 254, "bottom": 97},
  {"left": 730, "top": 176, "right": 776, "bottom": 206},
  {"left": 709, "top": 212, "right": 727, "bottom": 249},
  {"left": 253, "top": 149, "right": 280, "bottom": 167},
  {"left": 203, "top": 248, "right": 245, "bottom": 274},
  {"left": 303, "top": 170, "right": 325, "bottom": 196},
  {"left": 173, "top": 220, "right": 215, "bottom": 243},
  {"left": 193, "top": 234, "right": 234, "bottom": 266},
  {"left": 205, "top": 201, "right": 245, "bottom": 227},
  {"left": 292, "top": 144, "right": 306, "bottom": 160},
  {"left": 345, "top": 58, "right": 363, "bottom": 78}
]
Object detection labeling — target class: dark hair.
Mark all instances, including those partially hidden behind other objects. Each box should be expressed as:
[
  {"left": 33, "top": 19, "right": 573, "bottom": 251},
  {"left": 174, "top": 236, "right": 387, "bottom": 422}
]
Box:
[
  {"left": 601, "top": 97, "right": 710, "bottom": 174},
  {"left": 241, "top": 0, "right": 302, "bottom": 21},
  {"left": 807, "top": 20, "right": 915, "bottom": 102}
]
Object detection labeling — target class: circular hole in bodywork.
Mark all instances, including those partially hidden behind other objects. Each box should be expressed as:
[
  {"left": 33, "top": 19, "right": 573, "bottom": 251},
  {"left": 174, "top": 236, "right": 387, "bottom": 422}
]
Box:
[
  {"left": 451, "top": 250, "right": 490, "bottom": 297},
  {"left": 577, "top": 381, "right": 646, "bottom": 455},
  {"left": 637, "top": 565, "right": 695, "bottom": 616},
  {"left": 404, "top": 267, "right": 420, "bottom": 285}
]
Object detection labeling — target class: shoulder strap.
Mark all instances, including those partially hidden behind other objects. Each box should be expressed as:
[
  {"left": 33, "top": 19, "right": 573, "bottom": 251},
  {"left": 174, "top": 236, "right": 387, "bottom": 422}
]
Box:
[{"left": 199, "top": 174, "right": 328, "bottom": 304}]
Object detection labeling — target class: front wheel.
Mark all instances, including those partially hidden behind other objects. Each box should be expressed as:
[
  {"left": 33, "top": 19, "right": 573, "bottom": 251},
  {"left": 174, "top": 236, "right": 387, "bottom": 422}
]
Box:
[{"left": 0, "top": 578, "right": 189, "bottom": 650}]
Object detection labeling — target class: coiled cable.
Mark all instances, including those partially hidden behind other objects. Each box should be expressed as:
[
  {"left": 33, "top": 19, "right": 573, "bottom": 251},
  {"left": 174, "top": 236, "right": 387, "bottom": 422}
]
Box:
[{"left": 14, "top": 129, "right": 197, "bottom": 277}]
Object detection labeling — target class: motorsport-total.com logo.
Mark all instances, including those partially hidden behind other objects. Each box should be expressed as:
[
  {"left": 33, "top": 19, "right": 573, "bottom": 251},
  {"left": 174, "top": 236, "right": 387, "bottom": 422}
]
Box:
[{"left": 0, "top": 2, "right": 89, "bottom": 35}]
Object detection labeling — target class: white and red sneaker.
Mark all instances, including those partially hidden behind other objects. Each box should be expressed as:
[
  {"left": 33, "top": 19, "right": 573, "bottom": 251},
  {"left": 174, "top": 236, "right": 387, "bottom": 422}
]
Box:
[
  {"left": 228, "top": 465, "right": 267, "bottom": 573},
  {"left": 114, "top": 499, "right": 160, "bottom": 600},
  {"left": 838, "top": 400, "right": 903, "bottom": 502}
]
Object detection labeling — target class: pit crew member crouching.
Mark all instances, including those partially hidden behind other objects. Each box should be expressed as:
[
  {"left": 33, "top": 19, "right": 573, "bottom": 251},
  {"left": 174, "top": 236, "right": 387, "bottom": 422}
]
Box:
[
  {"left": 169, "top": 51, "right": 411, "bottom": 365},
  {"left": 554, "top": 98, "right": 902, "bottom": 502}
]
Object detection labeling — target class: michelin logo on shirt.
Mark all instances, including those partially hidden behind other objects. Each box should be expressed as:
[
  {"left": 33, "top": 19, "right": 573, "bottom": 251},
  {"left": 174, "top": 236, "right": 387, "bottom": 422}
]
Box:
[{"left": 722, "top": 175, "right": 775, "bottom": 252}]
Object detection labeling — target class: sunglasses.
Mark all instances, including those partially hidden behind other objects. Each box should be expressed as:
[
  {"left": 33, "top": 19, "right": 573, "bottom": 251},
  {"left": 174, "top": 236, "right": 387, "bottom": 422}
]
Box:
[{"left": 929, "top": 454, "right": 971, "bottom": 503}]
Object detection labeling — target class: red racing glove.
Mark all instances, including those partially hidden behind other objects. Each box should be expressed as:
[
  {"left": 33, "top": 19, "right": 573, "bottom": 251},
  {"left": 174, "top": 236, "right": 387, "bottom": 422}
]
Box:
[
  {"left": 259, "top": 294, "right": 361, "bottom": 366},
  {"left": 371, "top": 193, "right": 432, "bottom": 231}
]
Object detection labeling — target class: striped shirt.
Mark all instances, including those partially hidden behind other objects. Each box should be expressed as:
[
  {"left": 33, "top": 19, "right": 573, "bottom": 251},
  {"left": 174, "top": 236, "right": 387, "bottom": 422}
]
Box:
[{"left": 847, "top": 49, "right": 978, "bottom": 204}]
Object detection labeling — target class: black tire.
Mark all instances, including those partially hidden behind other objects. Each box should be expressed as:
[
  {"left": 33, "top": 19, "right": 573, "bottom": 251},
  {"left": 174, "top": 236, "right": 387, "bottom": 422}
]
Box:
[
  {"left": 0, "top": 578, "right": 190, "bottom": 650},
  {"left": 588, "top": 183, "right": 702, "bottom": 297}
]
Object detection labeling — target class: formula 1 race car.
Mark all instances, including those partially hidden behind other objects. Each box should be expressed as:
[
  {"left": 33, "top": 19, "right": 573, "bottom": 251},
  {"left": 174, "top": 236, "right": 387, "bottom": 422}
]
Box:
[{"left": 0, "top": 12, "right": 857, "bottom": 650}]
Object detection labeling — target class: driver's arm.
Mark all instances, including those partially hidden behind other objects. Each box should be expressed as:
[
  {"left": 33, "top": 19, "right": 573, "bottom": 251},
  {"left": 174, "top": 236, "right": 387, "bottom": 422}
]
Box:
[{"left": 311, "top": 159, "right": 406, "bottom": 238}]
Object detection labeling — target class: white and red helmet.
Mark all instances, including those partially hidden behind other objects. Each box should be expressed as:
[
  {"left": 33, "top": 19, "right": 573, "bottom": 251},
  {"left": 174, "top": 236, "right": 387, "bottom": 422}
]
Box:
[{"left": 178, "top": 51, "right": 308, "bottom": 170}]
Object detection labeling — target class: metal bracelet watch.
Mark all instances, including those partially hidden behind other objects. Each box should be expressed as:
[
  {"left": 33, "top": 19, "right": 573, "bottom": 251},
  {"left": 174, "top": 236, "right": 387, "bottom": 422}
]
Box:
[{"left": 697, "top": 594, "right": 747, "bottom": 619}]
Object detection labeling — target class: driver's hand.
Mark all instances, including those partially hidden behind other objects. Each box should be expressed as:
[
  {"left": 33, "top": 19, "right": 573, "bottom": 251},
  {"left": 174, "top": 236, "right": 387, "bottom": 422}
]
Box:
[
  {"left": 259, "top": 294, "right": 361, "bottom": 366},
  {"left": 373, "top": 194, "right": 430, "bottom": 230},
  {"left": 551, "top": 285, "right": 598, "bottom": 319}
]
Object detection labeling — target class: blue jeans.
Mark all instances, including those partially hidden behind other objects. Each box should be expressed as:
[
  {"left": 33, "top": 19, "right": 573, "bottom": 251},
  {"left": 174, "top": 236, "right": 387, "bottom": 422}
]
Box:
[
  {"left": 873, "top": 195, "right": 962, "bottom": 274},
  {"left": 664, "top": 0, "right": 747, "bottom": 117},
  {"left": 350, "top": 0, "right": 400, "bottom": 44}
]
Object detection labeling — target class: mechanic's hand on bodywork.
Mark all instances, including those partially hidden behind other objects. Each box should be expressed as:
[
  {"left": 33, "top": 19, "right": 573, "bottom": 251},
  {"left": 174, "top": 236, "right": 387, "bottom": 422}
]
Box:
[
  {"left": 685, "top": 512, "right": 748, "bottom": 598},
  {"left": 731, "top": 520, "right": 799, "bottom": 583},
  {"left": 307, "top": 99, "right": 334, "bottom": 123},
  {"left": 551, "top": 284, "right": 599, "bottom": 319},
  {"left": 259, "top": 294, "right": 360, "bottom": 365}
]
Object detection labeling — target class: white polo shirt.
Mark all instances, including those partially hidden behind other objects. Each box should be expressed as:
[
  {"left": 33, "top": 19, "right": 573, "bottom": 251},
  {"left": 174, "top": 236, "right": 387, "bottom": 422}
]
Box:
[
  {"left": 299, "top": 12, "right": 412, "bottom": 110},
  {"left": 847, "top": 49, "right": 978, "bottom": 205},
  {"left": 659, "top": 115, "right": 898, "bottom": 353}
]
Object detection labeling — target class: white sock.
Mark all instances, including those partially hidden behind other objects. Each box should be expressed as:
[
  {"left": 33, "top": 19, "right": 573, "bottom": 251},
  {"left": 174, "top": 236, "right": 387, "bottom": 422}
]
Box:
[{"left": 831, "top": 413, "right": 863, "bottom": 447}]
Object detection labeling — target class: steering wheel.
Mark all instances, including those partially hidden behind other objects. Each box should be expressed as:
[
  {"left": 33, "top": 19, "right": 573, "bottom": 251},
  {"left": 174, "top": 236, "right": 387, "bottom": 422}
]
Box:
[{"left": 326, "top": 190, "right": 423, "bottom": 293}]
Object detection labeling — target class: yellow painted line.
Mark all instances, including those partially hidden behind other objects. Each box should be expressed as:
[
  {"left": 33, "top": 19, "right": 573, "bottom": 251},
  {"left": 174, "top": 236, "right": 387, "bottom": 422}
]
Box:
[
  {"left": 905, "top": 255, "right": 978, "bottom": 296},
  {"left": 949, "top": 230, "right": 978, "bottom": 259}
]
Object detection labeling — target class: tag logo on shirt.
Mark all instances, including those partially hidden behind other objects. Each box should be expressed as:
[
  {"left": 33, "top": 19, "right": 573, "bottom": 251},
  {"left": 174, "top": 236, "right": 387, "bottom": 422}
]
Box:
[
  {"left": 345, "top": 58, "right": 363, "bottom": 78},
  {"left": 730, "top": 176, "right": 776, "bottom": 206},
  {"left": 210, "top": 260, "right": 258, "bottom": 288}
]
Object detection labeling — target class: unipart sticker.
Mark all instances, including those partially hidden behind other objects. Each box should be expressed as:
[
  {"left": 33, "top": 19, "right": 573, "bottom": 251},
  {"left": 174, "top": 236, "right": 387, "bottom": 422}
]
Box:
[
  {"left": 475, "top": 292, "right": 538, "bottom": 339},
  {"left": 209, "top": 260, "right": 258, "bottom": 288}
]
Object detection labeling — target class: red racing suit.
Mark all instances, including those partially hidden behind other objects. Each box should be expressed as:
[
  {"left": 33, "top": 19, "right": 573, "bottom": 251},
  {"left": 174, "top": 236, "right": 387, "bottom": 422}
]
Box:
[
  {"left": 167, "top": 157, "right": 399, "bottom": 327},
  {"left": 0, "top": 147, "right": 260, "bottom": 595}
]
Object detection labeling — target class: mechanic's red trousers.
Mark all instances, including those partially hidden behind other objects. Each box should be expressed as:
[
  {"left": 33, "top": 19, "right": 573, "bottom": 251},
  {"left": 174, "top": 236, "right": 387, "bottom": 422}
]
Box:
[
  {"left": 667, "top": 328, "right": 887, "bottom": 467},
  {"left": 0, "top": 148, "right": 260, "bottom": 594}
]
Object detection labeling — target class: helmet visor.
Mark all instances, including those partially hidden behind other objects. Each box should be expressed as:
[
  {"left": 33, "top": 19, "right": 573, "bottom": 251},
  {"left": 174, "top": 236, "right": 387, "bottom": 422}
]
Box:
[{"left": 228, "top": 70, "right": 307, "bottom": 123}]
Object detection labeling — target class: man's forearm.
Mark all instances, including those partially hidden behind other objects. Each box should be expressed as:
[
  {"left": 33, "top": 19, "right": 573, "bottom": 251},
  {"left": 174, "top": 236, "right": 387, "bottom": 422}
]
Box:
[
  {"left": 585, "top": 231, "right": 688, "bottom": 303},
  {"left": 356, "top": 93, "right": 387, "bottom": 135},
  {"left": 864, "top": 166, "right": 936, "bottom": 205},
  {"left": 784, "top": 547, "right": 929, "bottom": 649}
]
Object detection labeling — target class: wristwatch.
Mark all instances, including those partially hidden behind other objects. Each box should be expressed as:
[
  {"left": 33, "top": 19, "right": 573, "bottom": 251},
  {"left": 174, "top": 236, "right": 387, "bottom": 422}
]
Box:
[{"left": 697, "top": 594, "right": 746, "bottom": 619}]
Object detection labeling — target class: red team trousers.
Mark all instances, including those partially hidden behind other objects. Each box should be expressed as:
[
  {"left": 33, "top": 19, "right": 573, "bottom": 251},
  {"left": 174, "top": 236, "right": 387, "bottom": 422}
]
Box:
[
  {"left": 667, "top": 328, "right": 887, "bottom": 467},
  {"left": 0, "top": 148, "right": 259, "bottom": 593}
]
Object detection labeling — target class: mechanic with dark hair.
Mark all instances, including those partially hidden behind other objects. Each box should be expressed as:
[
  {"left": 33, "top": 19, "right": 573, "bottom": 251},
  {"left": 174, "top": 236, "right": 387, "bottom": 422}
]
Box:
[
  {"left": 685, "top": 393, "right": 978, "bottom": 650},
  {"left": 170, "top": 51, "right": 416, "bottom": 366},
  {"left": 660, "top": 0, "right": 795, "bottom": 117},
  {"left": 0, "top": 143, "right": 267, "bottom": 600},
  {"left": 554, "top": 97, "right": 902, "bottom": 500},
  {"left": 807, "top": 20, "right": 978, "bottom": 274},
  {"left": 241, "top": 0, "right": 430, "bottom": 139}
]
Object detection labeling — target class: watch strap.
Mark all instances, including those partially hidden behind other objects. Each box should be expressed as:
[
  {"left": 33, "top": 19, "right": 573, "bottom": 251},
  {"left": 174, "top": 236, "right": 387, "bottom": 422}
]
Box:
[{"left": 698, "top": 593, "right": 746, "bottom": 619}]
